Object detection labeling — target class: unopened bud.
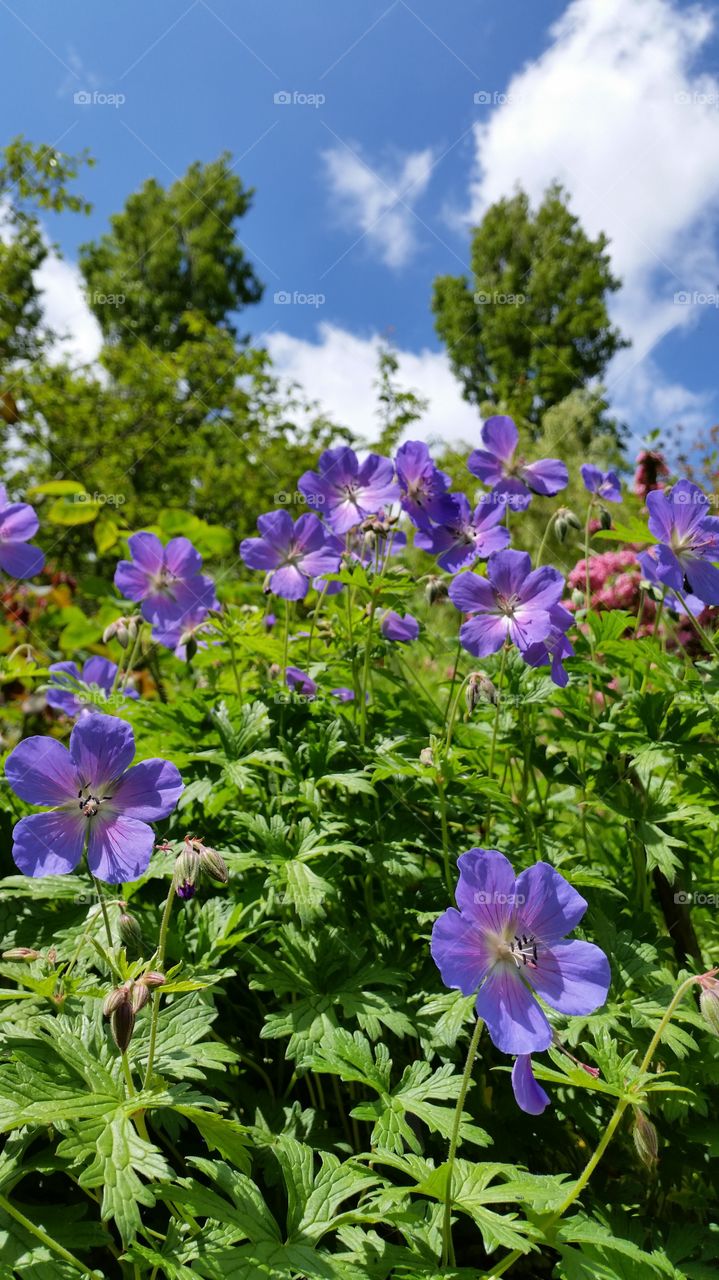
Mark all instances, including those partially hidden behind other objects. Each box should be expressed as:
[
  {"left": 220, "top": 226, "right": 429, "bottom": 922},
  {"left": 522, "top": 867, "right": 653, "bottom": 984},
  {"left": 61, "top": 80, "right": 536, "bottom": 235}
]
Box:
[
  {"left": 425, "top": 576, "right": 449, "bottom": 605},
  {"left": 46, "top": 947, "right": 57, "bottom": 967},
  {"left": 126, "top": 617, "right": 139, "bottom": 643},
  {"left": 182, "top": 634, "right": 198, "bottom": 661},
  {"left": 699, "top": 976, "right": 719, "bottom": 1036},
  {"left": 199, "top": 844, "right": 229, "bottom": 885},
  {"left": 174, "top": 844, "right": 201, "bottom": 900},
  {"left": 632, "top": 1109, "right": 658, "bottom": 1168},
  {"left": 111, "top": 1001, "right": 136, "bottom": 1053},
  {"left": 102, "top": 619, "right": 120, "bottom": 644},
  {"left": 419, "top": 746, "right": 434, "bottom": 767},
  {"left": 263, "top": 573, "right": 273, "bottom": 595},
  {"left": 118, "top": 911, "right": 143, "bottom": 953},
  {"left": 599, "top": 506, "right": 612, "bottom": 531},
  {"left": 115, "top": 622, "right": 130, "bottom": 649},
  {"left": 131, "top": 982, "right": 151, "bottom": 1013},
  {"left": 2, "top": 947, "right": 41, "bottom": 961},
  {"left": 140, "top": 971, "right": 166, "bottom": 989},
  {"left": 103, "top": 982, "right": 132, "bottom": 1018},
  {"left": 571, "top": 588, "right": 585, "bottom": 608},
  {"left": 554, "top": 514, "right": 568, "bottom": 543},
  {"left": 466, "top": 671, "right": 498, "bottom": 713}
]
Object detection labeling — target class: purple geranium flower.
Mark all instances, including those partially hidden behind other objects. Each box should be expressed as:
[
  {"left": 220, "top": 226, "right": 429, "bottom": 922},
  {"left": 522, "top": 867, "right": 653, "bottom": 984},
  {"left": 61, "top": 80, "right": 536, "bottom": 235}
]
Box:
[
  {"left": 0, "top": 484, "right": 45, "bottom": 579},
  {"left": 380, "top": 610, "right": 420, "bottom": 643},
  {"left": 115, "top": 533, "right": 216, "bottom": 632},
  {"left": 449, "top": 549, "right": 564, "bottom": 657},
  {"left": 511, "top": 1056, "right": 550, "bottom": 1115},
  {"left": 241, "top": 510, "right": 342, "bottom": 601},
  {"left": 431, "top": 848, "right": 610, "bottom": 1054},
  {"left": 47, "top": 657, "right": 139, "bottom": 718},
  {"left": 522, "top": 603, "right": 574, "bottom": 687},
  {"left": 285, "top": 666, "right": 317, "bottom": 699},
  {"left": 581, "top": 464, "right": 622, "bottom": 504},
  {"left": 415, "top": 493, "right": 510, "bottom": 573},
  {"left": 5, "top": 713, "right": 183, "bottom": 883},
  {"left": 467, "top": 416, "right": 568, "bottom": 511},
  {"left": 641, "top": 479, "right": 719, "bottom": 605},
  {"left": 395, "top": 440, "right": 454, "bottom": 531},
  {"left": 298, "top": 446, "right": 399, "bottom": 534}
]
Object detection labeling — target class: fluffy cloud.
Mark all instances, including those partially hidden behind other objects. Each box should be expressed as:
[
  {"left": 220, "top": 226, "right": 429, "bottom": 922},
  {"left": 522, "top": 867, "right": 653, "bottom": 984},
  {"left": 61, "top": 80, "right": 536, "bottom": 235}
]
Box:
[
  {"left": 36, "top": 252, "right": 103, "bottom": 366},
  {"left": 268, "top": 323, "right": 480, "bottom": 445},
  {"left": 322, "top": 144, "right": 435, "bottom": 268},
  {"left": 467, "top": 0, "right": 719, "bottom": 435}
]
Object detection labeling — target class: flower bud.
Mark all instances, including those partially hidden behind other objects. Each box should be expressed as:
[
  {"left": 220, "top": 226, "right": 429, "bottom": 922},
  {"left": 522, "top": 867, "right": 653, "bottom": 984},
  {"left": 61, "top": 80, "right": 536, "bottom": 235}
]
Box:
[
  {"left": 198, "top": 844, "right": 229, "bottom": 885},
  {"left": 131, "top": 982, "right": 151, "bottom": 1013},
  {"left": 46, "top": 947, "right": 58, "bottom": 967},
  {"left": 102, "top": 620, "right": 119, "bottom": 644},
  {"left": 632, "top": 1109, "right": 658, "bottom": 1168},
  {"left": 126, "top": 617, "right": 139, "bottom": 643},
  {"left": 116, "top": 621, "right": 130, "bottom": 649},
  {"left": 425, "top": 576, "right": 448, "bottom": 605},
  {"left": 118, "top": 911, "right": 144, "bottom": 954},
  {"left": 2, "top": 948, "right": 41, "bottom": 961},
  {"left": 182, "top": 633, "right": 199, "bottom": 661},
  {"left": 599, "top": 506, "right": 612, "bottom": 531},
  {"left": 174, "top": 844, "right": 201, "bottom": 899},
  {"left": 111, "top": 1001, "right": 136, "bottom": 1053},
  {"left": 140, "top": 971, "right": 167, "bottom": 989},
  {"left": 554, "top": 514, "right": 568, "bottom": 543},
  {"left": 466, "top": 671, "right": 498, "bottom": 713},
  {"left": 419, "top": 746, "right": 434, "bottom": 767},
  {"left": 699, "top": 976, "right": 719, "bottom": 1036},
  {"left": 103, "top": 982, "right": 132, "bottom": 1018}
]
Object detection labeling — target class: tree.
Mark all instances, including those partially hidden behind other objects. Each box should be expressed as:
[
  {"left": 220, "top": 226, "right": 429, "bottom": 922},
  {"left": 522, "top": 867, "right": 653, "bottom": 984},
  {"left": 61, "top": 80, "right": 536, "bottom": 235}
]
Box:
[
  {"left": 79, "top": 154, "right": 263, "bottom": 352},
  {"left": 432, "top": 183, "right": 628, "bottom": 428}
]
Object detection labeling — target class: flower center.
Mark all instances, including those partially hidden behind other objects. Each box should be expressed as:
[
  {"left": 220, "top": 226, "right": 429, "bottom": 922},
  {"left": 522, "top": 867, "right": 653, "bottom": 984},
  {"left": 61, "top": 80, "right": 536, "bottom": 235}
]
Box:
[
  {"left": 496, "top": 592, "right": 521, "bottom": 617},
  {"left": 149, "top": 566, "right": 178, "bottom": 597},
  {"left": 495, "top": 932, "right": 539, "bottom": 968},
  {"left": 77, "top": 785, "right": 111, "bottom": 819},
  {"left": 342, "top": 483, "right": 360, "bottom": 504}
]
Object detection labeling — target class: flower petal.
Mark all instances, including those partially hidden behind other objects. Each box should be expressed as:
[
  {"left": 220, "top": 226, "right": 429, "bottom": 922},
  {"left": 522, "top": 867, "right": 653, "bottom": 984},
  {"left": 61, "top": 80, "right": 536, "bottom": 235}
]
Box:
[
  {"left": 520, "top": 458, "right": 568, "bottom": 496},
  {"left": 475, "top": 964, "right": 553, "bottom": 1054},
  {"left": 86, "top": 813, "right": 154, "bottom": 884},
  {"left": 109, "top": 758, "right": 183, "bottom": 821},
  {"left": 686, "top": 556, "right": 719, "bottom": 606},
  {"left": 269, "top": 563, "right": 310, "bottom": 599},
  {"left": 0, "top": 502, "right": 39, "bottom": 542},
  {"left": 481, "top": 415, "right": 518, "bottom": 462},
  {"left": 455, "top": 848, "right": 518, "bottom": 932},
  {"left": 511, "top": 1056, "right": 550, "bottom": 1115},
  {"left": 526, "top": 939, "right": 611, "bottom": 1015},
  {"left": 487, "top": 549, "right": 532, "bottom": 597},
  {"left": 431, "top": 907, "right": 493, "bottom": 995},
  {"left": 82, "top": 656, "right": 119, "bottom": 693},
  {"left": 256, "top": 509, "right": 294, "bottom": 552},
  {"left": 12, "top": 811, "right": 87, "bottom": 877},
  {"left": 459, "top": 614, "right": 509, "bottom": 657},
  {"left": 165, "top": 537, "right": 202, "bottom": 579},
  {"left": 127, "top": 532, "right": 165, "bottom": 574},
  {"left": 513, "top": 861, "right": 587, "bottom": 941},
  {"left": 69, "top": 713, "right": 135, "bottom": 789},
  {"left": 240, "top": 536, "right": 282, "bottom": 571},
  {"left": 0, "top": 541, "right": 45, "bottom": 578},
  {"left": 466, "top": 449, "right": 504, "bottom": 487},
  {"left": 448, "top": 570, "right": 496, "bottom": 614},
  {"left": 114, "top": 559, "right": 151, "bottom": 601},
  {"left": 5, "top": 736, "right": 77, "bottom": 805}
]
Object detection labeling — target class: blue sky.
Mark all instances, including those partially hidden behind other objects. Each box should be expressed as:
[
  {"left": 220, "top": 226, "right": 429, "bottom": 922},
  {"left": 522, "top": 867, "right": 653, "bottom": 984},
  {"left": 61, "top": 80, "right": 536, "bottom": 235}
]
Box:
[{"left": 2, "top": 0, "right": 719, "bottom": 456}]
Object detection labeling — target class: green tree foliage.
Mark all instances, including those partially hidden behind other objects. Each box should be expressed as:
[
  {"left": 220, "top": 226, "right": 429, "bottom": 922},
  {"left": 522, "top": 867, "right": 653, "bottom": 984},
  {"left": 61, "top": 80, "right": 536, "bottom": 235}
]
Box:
[
  {"left": 432, "top": 183, "right": 628, "bottom": 427},
  {"left": 78, "top": 154, "right": 263, "bottom": 351}
]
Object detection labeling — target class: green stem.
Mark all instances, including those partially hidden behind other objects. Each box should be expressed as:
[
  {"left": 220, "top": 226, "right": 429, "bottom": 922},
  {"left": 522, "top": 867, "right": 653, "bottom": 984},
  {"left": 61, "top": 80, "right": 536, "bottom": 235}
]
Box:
[
  {"left": 485, "top": 645, "right": 508, "bottom": 840},
  {"left": 307, "top": 583, "right": 328, "bottom": 662},
  {"left": 92, "top": 877, "right": 114, "bottom": 950},
  {"left": 0, "top": 1192, "right": 98, "bottom": 1276},
  {"left": 437, "top": 779, "right": 452, "bottom": 894},
  {"left": 480, "top": 972, "right": 703, "bottom": 1279},
  {"left": 282, "top": 599, "right": 291, "bottom": 675},
  {"left": 120, "top": 625, "right": 143, "bottom": 693},
  {"left": 227, "top": 629, "right": 243, "bottom": 701},
  {"left": 535, "top": 511, "right": 557, "bottom": 567},
  {"left": 443, "top": 631, "right": 463, "bottom": 729},
  {"left": 441, "top": 1017, "right": 483, "bottom": 1267},
  {"left": 359, "top": 595, "right": 378, "bottom": 746},
  {"left": 143, "top": 888, "right": 175, "bottom": 1090}
]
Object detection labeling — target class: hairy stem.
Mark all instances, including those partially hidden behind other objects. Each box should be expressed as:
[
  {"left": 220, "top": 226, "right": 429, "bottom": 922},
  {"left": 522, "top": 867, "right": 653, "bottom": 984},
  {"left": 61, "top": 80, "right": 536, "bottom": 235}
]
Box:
[{"left": 441, "top": 1016, "right": 483, "bottom": 1267}]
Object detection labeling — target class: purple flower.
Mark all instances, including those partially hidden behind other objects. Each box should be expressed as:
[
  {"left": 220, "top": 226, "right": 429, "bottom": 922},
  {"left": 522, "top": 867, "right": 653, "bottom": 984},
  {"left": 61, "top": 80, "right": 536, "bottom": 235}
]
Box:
[
  {"left": 240, "top": 510, "right": 342, "bottom": 600},
  {"left": 641, "top": 479, "right": 719, "bottom": 605},
  {"left": 0, "top": 484, "right": 45, "bottom": 579},
  {"left": 511, "top": 1056, "right": 550, "bottom": 1115},
  {"left": 298, "top": 446, "right": 399, "bottom": 534},
  {"left": 380, "top": 610, "right": 420, "bottom": 643},
  {"left": 47, "top": 657, "right": 139, "bottom": 718},
  {"left": 415, "top": 493, "right": 510, "bottom": 573},
  {"left": 114, "top": 533, "right": 217, "bottom": 632},
  {"left": 467, "top": 416, "right": 568, "bottom": 511},
  {"left": 331, "top": 687, "right": 368, "bottom": 703},
  {"left": 522, "top": 603, "right": 574, "bottom": 687},
  {"left": 431, "top": 848, "right": 610, "bottom": 1054},
  {"left": 449, "top": 549, "right": 565, "bottom": 657},
  {"left": 638, "top": 547, "right": 705, "bottom": 616},
  {"left": 285, "top": 666, "right": 317, "bottom": 699},
  {"left": 395, "top": 440, "right": 454, "bottom": 531},
  {"left": 581, "top": 464, "right": 622, "bottom": 504},
  {"left": 5, "top": 713, "right": 183, "bottom": 883}
]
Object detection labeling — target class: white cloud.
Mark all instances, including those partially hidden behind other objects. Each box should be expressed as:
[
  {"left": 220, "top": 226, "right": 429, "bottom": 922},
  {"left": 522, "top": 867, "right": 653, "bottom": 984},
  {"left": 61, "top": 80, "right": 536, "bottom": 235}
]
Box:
[
  {"left": 268, "top": 322, "right": 480, "bottom": 446},
  {"left": 322, "top": 144, "right": 435, "bottom": 268},
  {"left": 36, "top": 252, "right": 103, "bottom": 366},
  {"left": 467, "top": 0, "right": 719, "bottom": 434}
]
